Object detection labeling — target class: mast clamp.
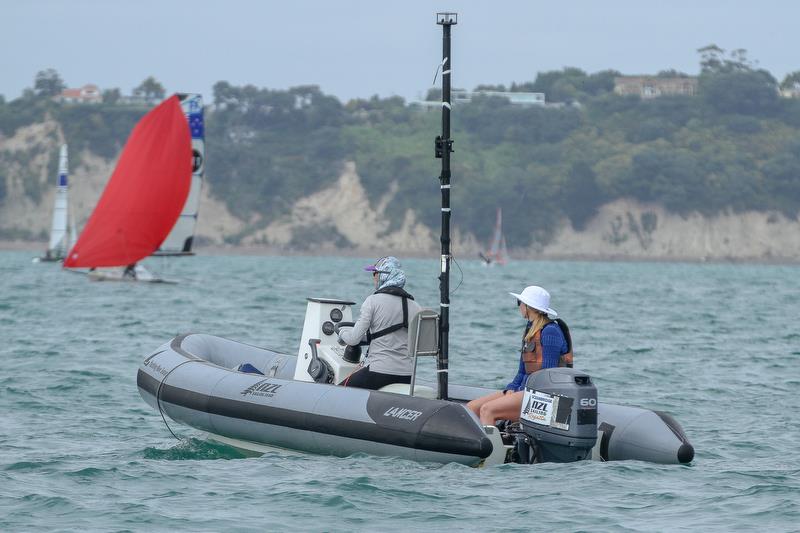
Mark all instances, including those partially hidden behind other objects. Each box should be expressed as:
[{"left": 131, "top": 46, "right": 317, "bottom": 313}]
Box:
[{"left": 434, "top": 136, "right": 454, "bottom": 159}]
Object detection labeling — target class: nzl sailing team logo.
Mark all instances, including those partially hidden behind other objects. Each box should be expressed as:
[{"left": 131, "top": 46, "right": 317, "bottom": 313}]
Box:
[
  {"left": 241, "top": 379, "right": 283, "bottom": 398},
  {"left": 520, "top": 389, "right": 554, "bottom": 426}
]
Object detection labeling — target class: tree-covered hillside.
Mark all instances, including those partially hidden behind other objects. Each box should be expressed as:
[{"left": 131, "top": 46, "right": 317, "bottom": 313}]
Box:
[{"left": 2, "top": 47, "right": 799, "bottom": 247}]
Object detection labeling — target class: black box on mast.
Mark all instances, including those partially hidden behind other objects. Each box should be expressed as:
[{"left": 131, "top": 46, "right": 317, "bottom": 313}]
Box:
[{"left": 436, "top": 13, "right": 457, "bottom": 25}]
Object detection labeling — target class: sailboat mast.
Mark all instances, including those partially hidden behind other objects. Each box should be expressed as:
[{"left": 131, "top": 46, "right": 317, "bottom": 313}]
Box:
[{"left": 435, "top": 12, "right": 457, "bottom": 401}]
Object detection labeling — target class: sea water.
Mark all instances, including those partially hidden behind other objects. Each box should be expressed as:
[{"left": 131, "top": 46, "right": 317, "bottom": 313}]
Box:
[{"left": 1, "top": 251, "right": 798, "bottom": 532}]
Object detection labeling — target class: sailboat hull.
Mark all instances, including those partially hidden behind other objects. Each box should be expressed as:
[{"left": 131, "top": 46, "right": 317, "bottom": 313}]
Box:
[
  {"left": 87, "top": 269, "right": 174, "bottom": 284},
  {"left": 138, "top": 334, "right": 693, "bottom": 465},
  {"left": 34, "top": 256, "right": 62, "bottom": 263}
]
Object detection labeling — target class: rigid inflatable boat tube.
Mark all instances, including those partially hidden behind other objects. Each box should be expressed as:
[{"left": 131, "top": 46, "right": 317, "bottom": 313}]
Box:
[
  {"left": 137, "top": 335, "right": 493, "bottom": 464},
  {"left": 138, "top": 334, "right": 693, "bottom": 465},
  {"left": 596, "top": 403, "right": 694, "bottom": 464}
]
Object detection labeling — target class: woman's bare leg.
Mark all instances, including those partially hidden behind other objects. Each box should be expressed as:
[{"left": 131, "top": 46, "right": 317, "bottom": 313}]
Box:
[
  {"left": 466, "top": 391, "right": 505, "bottom": 419},
  {"left": 478, "top": 391, "right": 524, "bottom": 425}
]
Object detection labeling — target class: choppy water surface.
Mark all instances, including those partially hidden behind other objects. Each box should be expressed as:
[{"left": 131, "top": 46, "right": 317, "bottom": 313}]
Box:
[{"left": 1, "top": 251, "right": 798, "bottom": 531}]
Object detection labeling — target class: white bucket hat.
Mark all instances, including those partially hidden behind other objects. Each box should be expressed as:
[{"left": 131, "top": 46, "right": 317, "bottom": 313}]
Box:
[{"left": 509, "top": 285, "right": 558, "bottom": 318}]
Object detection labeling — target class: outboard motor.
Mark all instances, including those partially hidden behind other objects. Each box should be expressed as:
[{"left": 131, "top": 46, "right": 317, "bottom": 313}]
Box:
[{"left": 515, "top": 368, "right": 598, "bottom": 463}]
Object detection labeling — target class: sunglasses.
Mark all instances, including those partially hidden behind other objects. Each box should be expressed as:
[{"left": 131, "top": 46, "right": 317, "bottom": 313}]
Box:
[{"left": 516, "top": 299, "right": 523, "bottom": 307}]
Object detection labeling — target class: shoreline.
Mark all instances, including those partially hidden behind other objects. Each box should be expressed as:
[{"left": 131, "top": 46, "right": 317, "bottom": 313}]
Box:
[{"left": 5, "top": 239, "right": 799, "bottom": 265}]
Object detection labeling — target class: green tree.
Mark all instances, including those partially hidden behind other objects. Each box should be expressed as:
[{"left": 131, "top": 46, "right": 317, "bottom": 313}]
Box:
[
  {"left": 584, "top": 70, "right": 620, "bottom": 95},
  {"left": 34, "top": 68, "right": 65, "bottom": 97},
  {"left": 562, "top": 161, "right": 604, "bottom": 230},
  {"left": 780, "top": 71, "right": 800, "bottom": 91},
  {"left": 626, "top": 146, "right": 706, "bottom": 212},
  {"left": 102, "top": 88, "right": 121, "bottom": 105},
  {"left": 697, "top": 45, "right": 778, "bottom": 116},
  {"left": 657, "top": 69, "right": 691, "bottom": 78},
  {"left": 133, "top": 76, "right": 166, "bottom": 101},
  {"left": 212, "top": 81, "right": 239, "bottom": 107},
  {"left": 424, "top": 88, "right": 442, "bottom": 101},
  {"left": 700, "top": 69, "right": 778, "bottom": 116},
  {"left": 698, "top": 44, "right": 754, "bottom": 74},
  {"left": 519, "top": 67, "right": 618, "bottom": 103},
  {"left": 529, "top": 67, "right": 587, "bottom": 102},
  {"left": 762, "top": 141, "right": 800, "bottom": 215}
]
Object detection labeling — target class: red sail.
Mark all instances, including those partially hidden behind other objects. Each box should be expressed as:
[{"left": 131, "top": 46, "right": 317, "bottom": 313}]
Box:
[{"left": 64, "top": 96, "right": 191, "bottom": 268}]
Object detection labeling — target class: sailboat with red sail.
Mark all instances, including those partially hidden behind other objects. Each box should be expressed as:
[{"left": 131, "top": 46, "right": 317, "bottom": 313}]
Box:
[
  {"left": 479, "top": 208, "right": 508, "bottom": 266},
  {"left": 63, "top": 95, "right": 192, "bottom": 282}
]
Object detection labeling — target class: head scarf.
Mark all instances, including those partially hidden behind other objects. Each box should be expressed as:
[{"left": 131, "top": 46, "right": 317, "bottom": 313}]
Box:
[{"left": 370, "top": 256, "right": 406, "bottom": 290}]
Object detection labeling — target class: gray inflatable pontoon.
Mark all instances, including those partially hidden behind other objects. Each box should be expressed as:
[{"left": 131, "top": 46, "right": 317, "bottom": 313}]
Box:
[
  {"left": 137, "top": 299, "right": 694, "bottom": 467},
  {"left": 138, "top": 333, "right": 492, "bottom": 465}
]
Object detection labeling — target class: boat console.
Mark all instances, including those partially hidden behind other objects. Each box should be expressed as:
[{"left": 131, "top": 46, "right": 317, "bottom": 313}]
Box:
[{"left": 293, "top": 298, "right": 361, "bottom": 384}]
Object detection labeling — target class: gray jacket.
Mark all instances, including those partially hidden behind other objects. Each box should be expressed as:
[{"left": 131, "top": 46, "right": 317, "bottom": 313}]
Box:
[{"left": 338, "top": 292, "right": 422, "bottom": 376}]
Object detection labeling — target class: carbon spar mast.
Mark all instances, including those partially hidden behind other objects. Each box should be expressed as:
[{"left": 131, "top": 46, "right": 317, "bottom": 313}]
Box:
[{"left": 435, "top": 12, "right": 457, "bottom": 400}]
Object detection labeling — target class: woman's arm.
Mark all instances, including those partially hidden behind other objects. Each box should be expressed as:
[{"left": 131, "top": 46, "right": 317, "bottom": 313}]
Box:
[
  {"left": 505, "top": 357, "right": 526, "bottom": 391},
  {"left": 338, "top": 297, "right": 373, "bottom": 346}
]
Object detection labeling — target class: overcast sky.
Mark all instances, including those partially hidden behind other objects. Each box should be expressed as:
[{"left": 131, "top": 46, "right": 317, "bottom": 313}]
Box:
[{"left": 4, "top": 0, "right": 799, "bottom": 103}]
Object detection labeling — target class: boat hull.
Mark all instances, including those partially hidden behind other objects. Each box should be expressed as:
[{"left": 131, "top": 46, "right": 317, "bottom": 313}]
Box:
[
  {"left": 138, "top": 334, "right": 693, "bottom": 465},
  {"left": 138, "top": 335, "right": 492, "bottom": 465},
  {"left": 87, "top": 267, "right": 174, "bottom": 283}
]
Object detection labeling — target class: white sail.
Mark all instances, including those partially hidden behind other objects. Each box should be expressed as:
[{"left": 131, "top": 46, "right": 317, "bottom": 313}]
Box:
[
  {"left": 498, "top": 235, "right": 509, "bottom": 265},
  {"left": 47, "top": 144, "right": 70, "bottom": 258},
  {"left": 156, "top": 93, "right": 205, "bottom": 254},
  {"left": 488, "top": 208, "right": 503, "bottom": 257},
  {"left": 69, "top": 210, "right": 78, "bottom": 251},
  {"left": 480, "top": 208, "right": 509, "bottom": 265}
]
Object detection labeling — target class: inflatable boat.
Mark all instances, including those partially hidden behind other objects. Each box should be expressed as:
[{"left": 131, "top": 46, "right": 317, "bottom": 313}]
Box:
[{"left": 137, "top": 298, "right": 694, "bottom": 467}]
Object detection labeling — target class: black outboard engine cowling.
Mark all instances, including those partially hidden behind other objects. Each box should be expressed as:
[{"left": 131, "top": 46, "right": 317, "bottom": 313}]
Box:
[{"left": 518, "top": 368, "right": 598, "bottom": 463}]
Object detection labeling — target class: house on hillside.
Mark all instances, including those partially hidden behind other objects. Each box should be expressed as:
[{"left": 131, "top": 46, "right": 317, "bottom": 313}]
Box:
[
  {"left": 780, "top": 83, "right": 800, "bottom": 99},
  {"left": 411, "top": 89, "right": 546, "bottom": 110},
  {"left": 614, "top": 76, "right": 698, "bottom": 98},
  {"left": 453, "top": 89, "right": 546, "bottom": 106},
  {"left": 56, "top": 84, "right": 102, "bottom": 104}
]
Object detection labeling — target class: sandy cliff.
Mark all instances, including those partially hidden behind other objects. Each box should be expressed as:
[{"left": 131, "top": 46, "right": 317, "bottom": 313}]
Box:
[
  {"left": 540, "top": 199, "right": 800, "bottom": 261},
  {"left": 1, "top": 121, "right": 798, "bottom": 261}
]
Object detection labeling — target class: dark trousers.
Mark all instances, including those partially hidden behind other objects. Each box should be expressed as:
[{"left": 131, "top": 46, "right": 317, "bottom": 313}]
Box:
[{"left": 340, "top": 365, "right": 411, "bottom": 390}]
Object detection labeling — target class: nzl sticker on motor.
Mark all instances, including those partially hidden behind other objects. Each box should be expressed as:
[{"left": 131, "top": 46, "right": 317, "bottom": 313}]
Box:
[{"left": 520, "top": 389, "right": 555, "bottom": 426}]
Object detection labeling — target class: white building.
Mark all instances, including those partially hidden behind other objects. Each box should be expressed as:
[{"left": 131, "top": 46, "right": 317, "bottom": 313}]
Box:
[
  {"left": 412, "top": 89, "right": 546, "bottom": 109},
  {"left": 57, "top": 84, "right": 102, "bottom": 104}
]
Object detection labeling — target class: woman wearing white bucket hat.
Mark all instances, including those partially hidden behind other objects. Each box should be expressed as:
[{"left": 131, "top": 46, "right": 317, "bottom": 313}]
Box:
[{"left": 467, "top": 285, "right": 573, "bottom": 425}]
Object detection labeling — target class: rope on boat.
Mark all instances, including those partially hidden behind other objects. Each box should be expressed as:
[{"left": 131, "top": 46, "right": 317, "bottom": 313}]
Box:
[{"left": 155, "top": 359, "right": 196, "bottom": 441}]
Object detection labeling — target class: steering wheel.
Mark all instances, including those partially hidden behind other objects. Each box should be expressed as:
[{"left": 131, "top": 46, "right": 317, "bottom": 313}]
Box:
[{"left": 334, "top": 321, "right": 355, "bottom": 334}]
